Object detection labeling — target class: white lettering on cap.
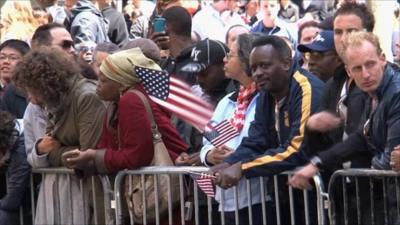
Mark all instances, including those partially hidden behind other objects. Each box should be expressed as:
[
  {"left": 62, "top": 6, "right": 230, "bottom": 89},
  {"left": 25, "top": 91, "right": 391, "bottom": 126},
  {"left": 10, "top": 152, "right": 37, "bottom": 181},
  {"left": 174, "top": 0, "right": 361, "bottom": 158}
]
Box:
[
  {"left": 191, "top": 48, "right": 201, "bottom": 62},
  {"left": 313, "top": 34, "right": 325, "bottom": 43}
]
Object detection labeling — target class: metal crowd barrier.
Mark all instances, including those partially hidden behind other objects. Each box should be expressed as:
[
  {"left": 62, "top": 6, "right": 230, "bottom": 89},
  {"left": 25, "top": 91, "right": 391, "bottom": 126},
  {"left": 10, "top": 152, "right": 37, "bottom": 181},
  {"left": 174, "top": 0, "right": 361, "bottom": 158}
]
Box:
[
  {"left": 114, "top": 166, "right": 327, "bottom": 225},
  {"left": 327, "top": 169, "right": 400, "bottom": 225},
  {"left": 27, "top": 167, "right": 114, "bottom": 225},
  {"left": 7, "top": 167, "right": 400, "bottom": 225}
]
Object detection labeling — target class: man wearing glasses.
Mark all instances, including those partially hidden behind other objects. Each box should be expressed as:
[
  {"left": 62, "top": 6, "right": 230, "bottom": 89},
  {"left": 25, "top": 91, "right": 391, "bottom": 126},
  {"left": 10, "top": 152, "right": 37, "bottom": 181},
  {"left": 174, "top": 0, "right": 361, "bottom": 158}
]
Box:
[
  {"left": 0, "top": 39, "right": 30, "bottom": 118},
  {"left": 31, "top": 23, "right": 75, "bottom": 56}
]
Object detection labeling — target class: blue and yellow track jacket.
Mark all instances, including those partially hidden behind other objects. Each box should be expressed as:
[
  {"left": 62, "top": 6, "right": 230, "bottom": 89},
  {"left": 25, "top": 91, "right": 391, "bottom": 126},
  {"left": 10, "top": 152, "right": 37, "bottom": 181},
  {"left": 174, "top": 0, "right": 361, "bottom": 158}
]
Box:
[{"left": 224, "top": 68, "right": 325, "bottom": 177}]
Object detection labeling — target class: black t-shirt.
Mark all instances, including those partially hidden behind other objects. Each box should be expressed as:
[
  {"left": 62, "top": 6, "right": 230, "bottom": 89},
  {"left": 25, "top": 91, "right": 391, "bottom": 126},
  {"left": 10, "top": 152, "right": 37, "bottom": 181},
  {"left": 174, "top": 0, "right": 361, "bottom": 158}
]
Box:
[{"left": 160, "top": 46, "right": 197, "bottom": 85}]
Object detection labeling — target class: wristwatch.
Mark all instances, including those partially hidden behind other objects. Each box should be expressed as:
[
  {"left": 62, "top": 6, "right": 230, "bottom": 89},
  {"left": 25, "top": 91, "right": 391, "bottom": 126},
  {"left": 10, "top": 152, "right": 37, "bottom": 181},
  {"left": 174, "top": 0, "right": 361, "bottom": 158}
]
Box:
[{"left": 310, "top": 156, "right": 323, "bottom": 169}]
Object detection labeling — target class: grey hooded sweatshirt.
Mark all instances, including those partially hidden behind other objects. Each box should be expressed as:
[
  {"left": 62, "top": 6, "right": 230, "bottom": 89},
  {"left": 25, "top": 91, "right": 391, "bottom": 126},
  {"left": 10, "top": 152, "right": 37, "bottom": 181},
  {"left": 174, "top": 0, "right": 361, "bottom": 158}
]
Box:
[{"left": 70, "top": 0, "right": 110, "bottom": 47}]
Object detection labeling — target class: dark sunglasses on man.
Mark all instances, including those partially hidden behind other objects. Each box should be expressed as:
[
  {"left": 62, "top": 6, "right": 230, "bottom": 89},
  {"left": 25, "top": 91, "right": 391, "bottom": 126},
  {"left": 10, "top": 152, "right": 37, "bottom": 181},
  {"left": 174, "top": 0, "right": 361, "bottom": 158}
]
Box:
[{"left": 59, "top": 40, "right": 74, "bottom": 50}]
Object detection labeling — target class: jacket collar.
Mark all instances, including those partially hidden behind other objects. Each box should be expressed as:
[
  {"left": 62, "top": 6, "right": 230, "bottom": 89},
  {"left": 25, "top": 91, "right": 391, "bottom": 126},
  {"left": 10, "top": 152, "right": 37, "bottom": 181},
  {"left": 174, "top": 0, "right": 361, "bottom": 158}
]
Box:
[{"left": 375, "top": 63, "right": 400, "bottom": 100}]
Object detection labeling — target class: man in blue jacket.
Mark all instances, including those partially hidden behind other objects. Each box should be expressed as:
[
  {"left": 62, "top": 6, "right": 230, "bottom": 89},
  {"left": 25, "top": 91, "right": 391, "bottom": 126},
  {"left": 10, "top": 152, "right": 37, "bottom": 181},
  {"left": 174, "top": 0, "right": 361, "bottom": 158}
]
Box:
[
  {"left": 290, "top": 31, "right": 400, "bottom": 224},
  {"left": 212, "top": 35, "right": 324, "bottom": 188}
]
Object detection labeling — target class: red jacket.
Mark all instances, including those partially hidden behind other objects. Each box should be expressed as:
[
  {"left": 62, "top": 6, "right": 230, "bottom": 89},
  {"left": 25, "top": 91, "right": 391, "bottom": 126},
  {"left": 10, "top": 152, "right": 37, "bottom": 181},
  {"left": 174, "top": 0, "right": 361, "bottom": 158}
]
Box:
[{"left": 96, "top": 86, "right": 188, "bottom": 173}]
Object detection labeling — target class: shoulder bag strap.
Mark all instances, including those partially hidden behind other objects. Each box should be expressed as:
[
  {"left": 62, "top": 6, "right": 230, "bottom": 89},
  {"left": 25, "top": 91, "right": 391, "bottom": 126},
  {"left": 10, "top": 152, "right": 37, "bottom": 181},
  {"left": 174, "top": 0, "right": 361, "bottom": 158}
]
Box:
[{"left": 127, "top": 89, "right": 163, "bottom": 143}]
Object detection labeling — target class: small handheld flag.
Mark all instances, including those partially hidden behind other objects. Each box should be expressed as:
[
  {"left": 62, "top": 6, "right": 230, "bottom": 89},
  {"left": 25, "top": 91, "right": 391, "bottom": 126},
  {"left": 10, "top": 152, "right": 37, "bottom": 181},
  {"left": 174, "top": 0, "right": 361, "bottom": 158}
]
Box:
[
  {"left": 188, "top": 171, "right": 215, "bottom": 198},
  {"left": 203, "top": 119, "right": 240, "bottom": 147},
  {"left": 135, "top": 66, "right": 213, "bottom": 130}
]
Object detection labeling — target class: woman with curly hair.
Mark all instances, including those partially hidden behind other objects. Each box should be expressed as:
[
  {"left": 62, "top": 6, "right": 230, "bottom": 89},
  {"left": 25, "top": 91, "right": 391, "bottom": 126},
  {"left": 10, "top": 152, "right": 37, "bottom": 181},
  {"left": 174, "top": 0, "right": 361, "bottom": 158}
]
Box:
[
  {"left": 0, "top": 111, "right": 31, "bottom": 224},
  {"left": 13, "top": 47, "right": 106, "bottom": 225}
]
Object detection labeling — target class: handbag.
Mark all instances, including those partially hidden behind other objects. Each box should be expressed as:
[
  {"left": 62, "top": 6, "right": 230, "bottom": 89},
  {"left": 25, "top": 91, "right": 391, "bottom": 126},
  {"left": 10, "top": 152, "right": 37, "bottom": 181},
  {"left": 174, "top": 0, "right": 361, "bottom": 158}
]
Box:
[{"left": 124, "top": 90, "right": 180, "bottom": 224}]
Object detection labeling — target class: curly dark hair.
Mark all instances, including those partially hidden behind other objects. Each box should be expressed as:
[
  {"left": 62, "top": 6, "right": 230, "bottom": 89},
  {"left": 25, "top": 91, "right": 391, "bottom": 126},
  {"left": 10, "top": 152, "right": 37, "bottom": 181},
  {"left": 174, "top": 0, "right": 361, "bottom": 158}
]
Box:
[
  {"left": 13, "top": 47, "right": 81, "bottom": 108},
  {"left": 0, "top": 111, "right": 17, "bottom": 155}
]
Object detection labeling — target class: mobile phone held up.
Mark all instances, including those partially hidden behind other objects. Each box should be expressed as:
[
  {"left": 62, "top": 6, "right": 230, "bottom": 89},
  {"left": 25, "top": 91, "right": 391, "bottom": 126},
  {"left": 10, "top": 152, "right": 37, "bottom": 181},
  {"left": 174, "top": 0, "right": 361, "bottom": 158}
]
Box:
[{"left": 153, "top": 17, "right": 166, "bottom": 33}]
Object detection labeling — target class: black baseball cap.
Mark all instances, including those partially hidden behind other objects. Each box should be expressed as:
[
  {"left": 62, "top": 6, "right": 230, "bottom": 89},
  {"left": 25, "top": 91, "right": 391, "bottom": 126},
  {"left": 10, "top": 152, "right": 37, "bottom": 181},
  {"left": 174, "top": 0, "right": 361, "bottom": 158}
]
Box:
[{"left": 181, "top": 38, "right": 229, "bottom": 73}]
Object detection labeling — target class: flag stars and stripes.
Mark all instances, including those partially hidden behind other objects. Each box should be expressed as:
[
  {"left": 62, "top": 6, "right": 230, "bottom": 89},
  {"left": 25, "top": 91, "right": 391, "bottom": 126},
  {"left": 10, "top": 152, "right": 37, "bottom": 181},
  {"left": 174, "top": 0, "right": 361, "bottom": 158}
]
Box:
[
  {"left": 203, "top": 119, "right": 240, "bottom": 148},
  {"left": 135, "top": 66, "right": 214, "bottom": 130},
  {"left": 189, "top": 171, "right": 215, "bottom": 198}
]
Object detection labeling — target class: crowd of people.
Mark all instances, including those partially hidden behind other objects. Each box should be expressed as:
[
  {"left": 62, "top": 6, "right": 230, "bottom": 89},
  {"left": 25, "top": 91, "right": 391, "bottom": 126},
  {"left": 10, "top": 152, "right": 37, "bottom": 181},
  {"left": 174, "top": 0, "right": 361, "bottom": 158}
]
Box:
[{"left": 0, "top": 0, "right": 400, "bottom": 224}]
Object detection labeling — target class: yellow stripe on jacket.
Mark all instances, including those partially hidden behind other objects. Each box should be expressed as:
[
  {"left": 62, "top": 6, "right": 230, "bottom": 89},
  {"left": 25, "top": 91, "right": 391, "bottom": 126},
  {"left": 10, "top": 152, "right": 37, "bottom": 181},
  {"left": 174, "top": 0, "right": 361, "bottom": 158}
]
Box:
[{"left": 241, "top": 71, "right": 312, "bottom": 170}]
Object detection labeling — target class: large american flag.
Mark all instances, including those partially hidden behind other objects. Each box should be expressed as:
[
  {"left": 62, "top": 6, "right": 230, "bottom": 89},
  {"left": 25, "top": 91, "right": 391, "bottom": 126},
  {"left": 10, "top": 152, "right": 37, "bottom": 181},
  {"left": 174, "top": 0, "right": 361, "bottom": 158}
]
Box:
[
  {"left": 189, "top": 171, "right": 215, "bottom": 198},
  {"left": 135, "top": 66, "right": 213, "bottom": 129},
  {"left": 203, "top": 119, "right": 240, "bottom": 147}
]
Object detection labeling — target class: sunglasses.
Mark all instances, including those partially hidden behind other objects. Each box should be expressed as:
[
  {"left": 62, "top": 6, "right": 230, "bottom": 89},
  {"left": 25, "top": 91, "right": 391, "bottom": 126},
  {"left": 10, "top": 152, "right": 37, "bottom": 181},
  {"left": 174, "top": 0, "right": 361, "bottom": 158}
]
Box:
[{"left": 58, "top": 40, "right": 74, "bottom": 49}]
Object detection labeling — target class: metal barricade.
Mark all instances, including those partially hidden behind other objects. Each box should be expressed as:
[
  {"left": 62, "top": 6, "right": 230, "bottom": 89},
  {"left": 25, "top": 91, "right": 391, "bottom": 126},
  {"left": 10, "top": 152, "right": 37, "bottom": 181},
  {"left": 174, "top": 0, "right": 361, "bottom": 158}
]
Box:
[
  {"left": 114, "top": 166, "right": 327, "bottom": 225},
  {"left": 327, "top": 169, "right": 400, "bottom": 225},
  {"left": 28, "top": 167, "right": 114, "bottom": 225}
]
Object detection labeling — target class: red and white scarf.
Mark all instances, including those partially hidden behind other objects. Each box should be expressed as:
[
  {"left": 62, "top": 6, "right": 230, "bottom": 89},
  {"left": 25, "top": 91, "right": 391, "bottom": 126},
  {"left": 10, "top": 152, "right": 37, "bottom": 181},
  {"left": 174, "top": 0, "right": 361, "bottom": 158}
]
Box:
[{"left": 229, "top": 82, "right": 257, "bottom": 132}]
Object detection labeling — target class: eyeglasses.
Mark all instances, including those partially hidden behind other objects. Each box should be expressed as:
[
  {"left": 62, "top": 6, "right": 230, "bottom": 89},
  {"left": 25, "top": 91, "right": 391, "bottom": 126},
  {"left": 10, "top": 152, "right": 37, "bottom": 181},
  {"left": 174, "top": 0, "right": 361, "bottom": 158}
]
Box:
[
  {"left": 56, "top": 40, "right": 74, "bottom": 50},
  {"left": 0, "top": 54, "right": 21, "bottom": 62}
]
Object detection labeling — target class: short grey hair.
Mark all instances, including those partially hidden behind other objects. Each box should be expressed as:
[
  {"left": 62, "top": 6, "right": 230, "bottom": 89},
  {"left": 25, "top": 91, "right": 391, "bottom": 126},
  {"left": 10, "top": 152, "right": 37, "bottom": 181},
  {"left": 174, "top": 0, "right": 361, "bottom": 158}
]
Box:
[
  {"left": 94, "top": 42, "right": 119, "bottom": 54},
  {"left": 121, "top": 38, "right": 161, "bottom": 63}
]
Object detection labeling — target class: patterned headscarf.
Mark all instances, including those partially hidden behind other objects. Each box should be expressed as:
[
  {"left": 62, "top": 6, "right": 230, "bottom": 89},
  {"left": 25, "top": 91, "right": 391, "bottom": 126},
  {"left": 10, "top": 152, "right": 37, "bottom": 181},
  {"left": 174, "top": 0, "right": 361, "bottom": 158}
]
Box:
[{"left": 100, "top": 48, "right": 161, "bottom": 88}]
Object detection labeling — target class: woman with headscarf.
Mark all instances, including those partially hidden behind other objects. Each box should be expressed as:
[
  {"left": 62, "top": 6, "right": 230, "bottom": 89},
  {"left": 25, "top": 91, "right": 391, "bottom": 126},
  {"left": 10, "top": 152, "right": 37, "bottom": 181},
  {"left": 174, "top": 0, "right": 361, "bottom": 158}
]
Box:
[{"left": 62, "top": 47, "right": 187, "bottom": 175}]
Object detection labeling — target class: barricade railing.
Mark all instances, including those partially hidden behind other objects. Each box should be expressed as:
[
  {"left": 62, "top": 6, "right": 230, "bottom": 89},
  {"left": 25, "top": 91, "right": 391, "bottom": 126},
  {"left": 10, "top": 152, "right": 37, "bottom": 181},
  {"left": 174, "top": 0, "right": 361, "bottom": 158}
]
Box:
[
  {"left": 327, "top": 169, "right": 400, "bottom": 225},
  {"left": 28, "top": 167, "right": 114, "bottom": 225},
  {"left": 114, "top": 166, "right": 327, "bottom": 225}
]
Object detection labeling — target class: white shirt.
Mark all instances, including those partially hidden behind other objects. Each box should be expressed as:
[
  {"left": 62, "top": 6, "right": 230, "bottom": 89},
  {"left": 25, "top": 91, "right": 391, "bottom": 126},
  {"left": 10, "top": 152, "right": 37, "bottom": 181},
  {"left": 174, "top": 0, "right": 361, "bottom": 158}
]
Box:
[
  {"left": 138, "top": 0, "right": 155, "bottom": 19},
  {"left": 192, "top": 5, "right": 227, "bottom": 43},
  {"left": 200, "top": 91, "right": 270, "bottom": 211},
  {"left": 23, "top": 103, "right": 48, "bottom": 168}
]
